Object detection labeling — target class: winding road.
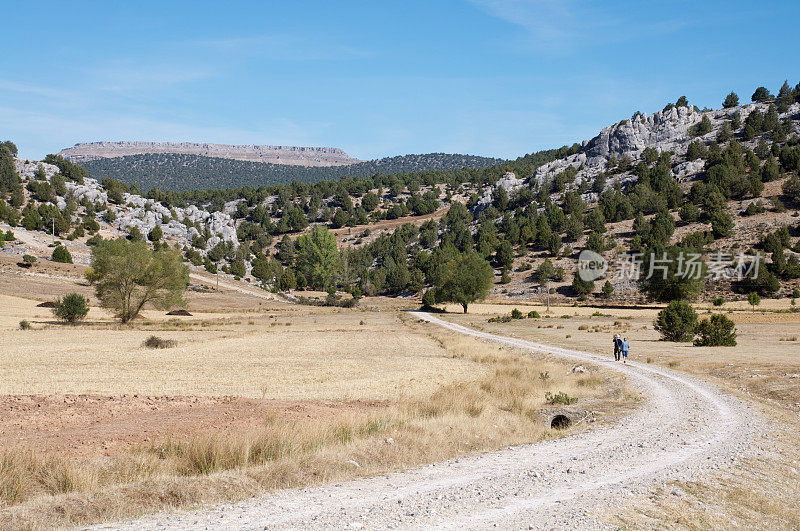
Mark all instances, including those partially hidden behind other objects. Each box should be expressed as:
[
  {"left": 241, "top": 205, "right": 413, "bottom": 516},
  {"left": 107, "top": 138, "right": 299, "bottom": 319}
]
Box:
[{"left": 100, "top": 311, "right": 760, "bottom": 530}]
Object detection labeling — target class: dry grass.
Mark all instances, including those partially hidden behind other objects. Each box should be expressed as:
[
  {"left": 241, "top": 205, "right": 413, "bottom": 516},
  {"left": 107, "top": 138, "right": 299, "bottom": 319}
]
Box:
[
  {"left": 444, "top": 305, "right": 800, "bottom": 529},
  {"left": 0, "top": 322, "right": 630, "bottom": 528},
  {"left": 0, "top": 294, "right": 481, "bottom": 400}
]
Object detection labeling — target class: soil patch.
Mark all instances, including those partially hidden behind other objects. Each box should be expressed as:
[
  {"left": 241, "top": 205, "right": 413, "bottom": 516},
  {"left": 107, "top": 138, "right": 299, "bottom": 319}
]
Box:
[{"left": 0, "top": 394, "right": 388, "bottom": 458}]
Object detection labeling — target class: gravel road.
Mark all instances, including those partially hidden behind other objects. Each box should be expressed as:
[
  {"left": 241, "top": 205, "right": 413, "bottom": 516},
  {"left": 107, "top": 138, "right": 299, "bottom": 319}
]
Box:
[{"left": 95, "top": 311, "right": 761, "bottom": 530}]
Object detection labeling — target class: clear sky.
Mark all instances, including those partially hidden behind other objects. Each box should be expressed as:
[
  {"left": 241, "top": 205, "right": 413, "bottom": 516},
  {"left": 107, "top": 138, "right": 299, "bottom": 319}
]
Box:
[{"left": 1, "top": 0, "right": 798, "bottom": 161}]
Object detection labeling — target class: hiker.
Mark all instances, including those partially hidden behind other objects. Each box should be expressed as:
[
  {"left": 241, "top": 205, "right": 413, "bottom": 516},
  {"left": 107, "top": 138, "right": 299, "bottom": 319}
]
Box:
[
  {"left": 613, "top": 334, "right": 621, "bottom": 361},
  {"left": 621, "top": 337, "right": 630, "bottom": 363}
]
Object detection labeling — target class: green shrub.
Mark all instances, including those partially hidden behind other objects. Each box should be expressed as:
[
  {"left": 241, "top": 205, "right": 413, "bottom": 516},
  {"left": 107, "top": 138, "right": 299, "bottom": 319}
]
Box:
[
  {"left": 712, "top": 297, "right": 725, "bottom": 306},
  {"left": 22, "top": 254, "right": 36, "bottom": 266},
  {"left": 694, "top": 314, "right": 737, "bottom": 346},
  {"left": 421, "top": 289, "right": 436, "bottom": 309},
  {"left": 747, "top": 291, "right": 761, "bottom": 310},
  {"left": 51, "top": 245, "right": 73, "bottom": 263},
  {"left": 545, "top": 391, "right": 577, "bottom": 405},
  {"left": 527, "top": 310, "right": 540, "bottom": 319},
  {"left": 601, "top": 280, "right": 614, "bottom": 299},
  {"left": 19, "top": 320, "right": 31, "bottom": 330},
  {"left": 510, "top": 308, "right": 524, "bottom": 319},
  {"left": 654, "top": 300, "right": 698, "bottom": 342},
  {"left": 53, "top": 293, "right": 89, "bottom": 323}
]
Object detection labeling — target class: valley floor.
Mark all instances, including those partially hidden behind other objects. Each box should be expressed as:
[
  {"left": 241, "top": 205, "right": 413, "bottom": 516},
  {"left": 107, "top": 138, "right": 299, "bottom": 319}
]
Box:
[{"left": 0, "top": 256, "right": 798, "bottom": 528}]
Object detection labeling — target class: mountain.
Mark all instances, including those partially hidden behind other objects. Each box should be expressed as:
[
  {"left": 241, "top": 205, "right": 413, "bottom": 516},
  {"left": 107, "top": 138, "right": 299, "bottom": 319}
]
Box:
[
  {"left": 75, "top": 152, "right": 506, "bottom": 191},
  {"left": 6, "top": 83, "right": 800, "bottom": 303},
  {"left": 58, "top": 141, "right": 360, "bottom": 166}
]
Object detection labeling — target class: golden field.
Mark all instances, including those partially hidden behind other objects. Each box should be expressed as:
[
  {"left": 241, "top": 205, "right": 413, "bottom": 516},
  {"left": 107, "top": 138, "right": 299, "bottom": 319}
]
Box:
[{"left": 0, "top": 275, "right": 630, "bottom": 528}]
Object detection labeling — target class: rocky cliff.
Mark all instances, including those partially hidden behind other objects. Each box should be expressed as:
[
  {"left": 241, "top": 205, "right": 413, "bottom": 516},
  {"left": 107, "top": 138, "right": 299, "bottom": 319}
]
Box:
[
  {"left": 531, "top": 101, "right": 800, "bottom": 195},
  {"left": 58, "top": 141, "right": 361, "bottom": 167}
]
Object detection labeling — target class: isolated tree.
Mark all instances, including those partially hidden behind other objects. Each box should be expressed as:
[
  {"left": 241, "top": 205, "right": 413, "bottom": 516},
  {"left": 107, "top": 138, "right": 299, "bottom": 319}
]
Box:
[
  {"left": 295, "top": 225, "right": 341, "bottom": 290},
  {"left": 433, "top": 252, "right": 493, "bottom": 313},
  {"left": 723, "top": 92, "right": 739, "bottom": 108},
  {"left": 694, "top": 314, "right": 737, "bottom": 346},
  {"left": 51, "top": 245, "right": 73, "bottom": 264},
  {"left": 601, "top": 280, "right": 614, "bottom": 299},
  {"left": 751, "top": 86, "right": 772, "bottom": 103},
  {"left": 90, "top": 238, "right": 188, "bottom": 323},
  {"left": 675, "top": 96, "right": 689, "bottom": 108},
  {"left": 747, "top": 291, "right": 761, "bottom": 311},
  {"left": 654, "top": 300, "right": 698, "bottom": 342},
  {"left": 53, "top": 293, "right": 89, "bottom": 323}
]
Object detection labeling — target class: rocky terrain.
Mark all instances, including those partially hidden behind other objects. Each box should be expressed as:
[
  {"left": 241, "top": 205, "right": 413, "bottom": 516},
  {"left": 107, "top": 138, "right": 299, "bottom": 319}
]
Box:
[
  {"left": 9, "top": 158, "right": 238, "bottom": 265},
  {"left": 530, "top": 101, "right": 800, "bottom": 197},
  {"left": 59, "top": 141, "right": 360, "bottom": 166}
]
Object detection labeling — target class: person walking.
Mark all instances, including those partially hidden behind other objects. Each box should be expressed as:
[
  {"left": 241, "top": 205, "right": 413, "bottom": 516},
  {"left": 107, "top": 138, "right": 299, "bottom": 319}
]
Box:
[
  {"left": 621, "top": 337, "right": 630, "bottom": 363},
  {"left": 613, "top": 334, "right": 621, "bottom": 361}
]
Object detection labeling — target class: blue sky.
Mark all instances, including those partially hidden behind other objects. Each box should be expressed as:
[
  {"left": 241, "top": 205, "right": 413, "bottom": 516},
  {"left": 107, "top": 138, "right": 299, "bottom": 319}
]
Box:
[{"left": 2, "top": 0, "right": 798, "bottom": 161}]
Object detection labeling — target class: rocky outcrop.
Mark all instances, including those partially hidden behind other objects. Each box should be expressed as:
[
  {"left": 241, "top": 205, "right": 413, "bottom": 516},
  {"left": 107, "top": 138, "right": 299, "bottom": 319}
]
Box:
[
  {"left": 13, "top": 158, "right": 239, "bottom": 250},
  {"left": 583, "top": 105, "right": 700, "bottom": 163},
  {"left": 58, "top": 141, "right": 361, "bottom": 167},
  {"left": 475, "top": 172, "right": 524, "bottom": 211},
  {"left": 532, "top": 101, "right": 800, "bottom": 195}
]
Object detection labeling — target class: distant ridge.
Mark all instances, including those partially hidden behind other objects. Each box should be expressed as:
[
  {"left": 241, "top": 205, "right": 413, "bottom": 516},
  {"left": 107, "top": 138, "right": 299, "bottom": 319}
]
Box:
[
  {"left": 58, "top": 141, "right": 361, "bottom": 167},
  {"left": 79, "top": 151, "right": 506, "bottom": 191}
]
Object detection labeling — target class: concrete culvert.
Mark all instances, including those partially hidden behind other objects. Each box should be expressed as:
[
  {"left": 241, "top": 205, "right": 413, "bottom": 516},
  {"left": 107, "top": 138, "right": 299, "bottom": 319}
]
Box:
[{"left": 551, "top": 414, "right": 572, "bottom": 430}]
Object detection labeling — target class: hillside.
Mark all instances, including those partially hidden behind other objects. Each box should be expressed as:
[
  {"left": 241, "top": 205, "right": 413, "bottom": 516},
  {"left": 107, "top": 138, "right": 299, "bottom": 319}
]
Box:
[
  {"left": 3, "top": 82, "right": 800, "bottom": 305},
  {"left": 78, "top": 152, "right": 506, "bottom": 191}
]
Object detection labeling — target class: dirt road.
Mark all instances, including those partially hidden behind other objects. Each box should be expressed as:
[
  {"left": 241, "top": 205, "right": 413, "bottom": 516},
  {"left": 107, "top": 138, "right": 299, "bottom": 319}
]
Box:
[{"left": 96, "top": 311, "right": 761, "bottom": 529}]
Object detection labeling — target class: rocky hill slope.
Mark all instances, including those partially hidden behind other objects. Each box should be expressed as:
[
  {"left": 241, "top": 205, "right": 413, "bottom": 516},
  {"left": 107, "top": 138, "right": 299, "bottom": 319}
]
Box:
[
  {"left": 59, "top": 141, "right": 360, "bottom": 166},
  {"left": 4, "top": 83, "right": 799, "bottom": 301}
]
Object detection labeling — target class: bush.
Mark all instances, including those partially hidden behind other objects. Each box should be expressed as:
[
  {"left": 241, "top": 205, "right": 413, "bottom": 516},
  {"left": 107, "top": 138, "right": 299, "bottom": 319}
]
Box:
[
  {"left": 601, "top": 280, "right": 614, "bottom": 299},
  {"left": 747, "top": 291, "right": 761, "bottom": 310},
  {"left": 421, "top": 289, "right": 437, "bottom": 309},
  {"left": 52, "top": 293, "right": 89, "bottom": 323},
  {"left": 22, "top": 254, "right": 36, "bottom": 266},
  {"left": 51, "top": 245, "right": 73, "bottom": 263},
  {"left": 511, "top": 308, "right": 524, "bottom": 319},
  {"left": 19, "top": 320, "right": 31, "bottom": 330},
  {"left": 545, "top": 391, "right": 577, "bottom": 405},
  {"left": 654, "top": 300, "right": 698, "bottom": 342},
  {"left": 694, "top": 314, "right": 737, "bottom": 346},
  {"left": 712, "top": 297, "right": 725, "bottom": 306},
  {"left": 527, "top": 310, "right": 540, "bottom": 319},
  {"left": 143, "top": 335, "right": 177, "bottom": 349}
]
